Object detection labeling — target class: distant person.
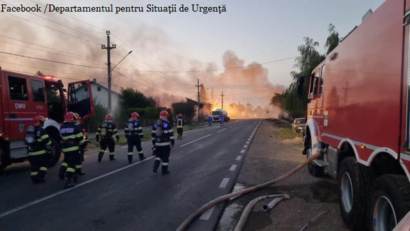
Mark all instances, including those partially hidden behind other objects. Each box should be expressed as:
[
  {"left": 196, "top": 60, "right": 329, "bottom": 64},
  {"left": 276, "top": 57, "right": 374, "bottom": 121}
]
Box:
[
  {"left": 96, "top": 114, "right": 119, "bottom": 162},
  {"left": 176, "top": 113, "right": 184, "bottom": 139},
  {"left": 219, "top": 114, "right": 224, "bottom": 126},
  {"left": 208, "top": 115, "right": 212, "bottom": 126},
  {"left": 125, "top": 112, "right": 145, "bottom": 164}
]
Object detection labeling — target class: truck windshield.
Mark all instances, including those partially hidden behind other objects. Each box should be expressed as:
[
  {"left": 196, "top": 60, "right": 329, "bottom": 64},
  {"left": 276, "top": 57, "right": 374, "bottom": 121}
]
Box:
[
  {"left": 212, "top": 111, "right": 220, "bottom": 115},
  {"left": 45, "top": 81, "right": 64, "bottom": 122}
]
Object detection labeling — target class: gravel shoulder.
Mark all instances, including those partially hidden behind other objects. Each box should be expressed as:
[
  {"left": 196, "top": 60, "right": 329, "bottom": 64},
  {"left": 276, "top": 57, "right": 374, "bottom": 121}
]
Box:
[{"left": 216, "top": 119, "right": 348, "bottom": 231}]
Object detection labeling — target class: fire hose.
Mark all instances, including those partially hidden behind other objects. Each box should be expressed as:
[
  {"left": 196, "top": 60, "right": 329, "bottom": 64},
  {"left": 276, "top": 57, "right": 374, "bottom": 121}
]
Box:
[{"left": 176, "top": 151, "right": 323, "bottom": 231}]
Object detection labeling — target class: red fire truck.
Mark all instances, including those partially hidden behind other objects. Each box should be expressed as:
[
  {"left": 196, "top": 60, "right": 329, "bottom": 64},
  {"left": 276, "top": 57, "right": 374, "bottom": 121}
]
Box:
[
  {"left": 297, "top": 1, "right": 410, "bottom": 230},
  {"left": 0, "top": 69, "right": 95, "bottom": 171}
]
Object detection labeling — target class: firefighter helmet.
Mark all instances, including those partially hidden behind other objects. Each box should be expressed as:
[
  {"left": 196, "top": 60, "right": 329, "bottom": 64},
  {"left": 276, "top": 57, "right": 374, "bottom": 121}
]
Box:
[
  {"left": 160, "top": 110, "right": 169, "bottom": 119},
  {"left": 34, "top": 115, "right": 46, "bottom": 126},
  {"left": 65, "top": 112, "right": 76, "bottom": 122},
  {"left": 131, "top": 112, "right": 139, "bottom": 120},
  {"left": 106, "top": 114, "right": 113, "bottom": 121}
]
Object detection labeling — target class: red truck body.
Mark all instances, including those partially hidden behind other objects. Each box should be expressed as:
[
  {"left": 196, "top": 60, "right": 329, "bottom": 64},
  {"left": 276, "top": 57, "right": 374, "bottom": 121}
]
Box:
[
  {"left": 300, "top": 1, "right": 410, "bottom": 229},
  {"left": 0, "top": 70, "right": 95, "bottom": 170}
]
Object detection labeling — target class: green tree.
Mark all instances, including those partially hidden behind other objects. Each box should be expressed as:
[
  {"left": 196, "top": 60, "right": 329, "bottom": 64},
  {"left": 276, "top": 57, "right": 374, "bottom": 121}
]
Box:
[
  {"left": 119, "top": 88, "right": 156, "bottom": 109},
  {"left": 84, "top": 99, "right": 108, "bottom": 132},
  {"left": 172, "top": 101, "right": 196, "bottom": 123},
  {"left": 325, "top": 24, "right": 340, "bottom": 55}
]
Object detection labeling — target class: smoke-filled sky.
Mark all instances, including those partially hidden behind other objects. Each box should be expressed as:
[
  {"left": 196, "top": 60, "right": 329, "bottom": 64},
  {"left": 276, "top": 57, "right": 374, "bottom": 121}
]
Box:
[{"left": 0, "top": 0, "right": 384, "bottom": 108}]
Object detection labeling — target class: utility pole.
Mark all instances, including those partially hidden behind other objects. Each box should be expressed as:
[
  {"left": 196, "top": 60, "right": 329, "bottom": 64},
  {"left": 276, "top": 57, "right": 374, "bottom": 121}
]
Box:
[
  {"left": 221, "top": 91, "right": 225, "bottom": 109},
  {"left": 195, "top": 79, "right": 201, "bottom": 122},
  {"left": 101, "top": 31, "right": 116, "bottom": 113}
]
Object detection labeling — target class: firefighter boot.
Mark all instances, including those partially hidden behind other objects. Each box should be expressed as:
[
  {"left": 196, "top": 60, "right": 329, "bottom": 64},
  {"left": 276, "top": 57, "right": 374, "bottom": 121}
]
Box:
[
  {"left": 63, "top": 178, "right": 75, "bottom": 189},
  {"left": 109, "top": 154, "right": 116, "bottom": 161},
  {"left": 128, "top": 155, "right": 133, "bottom": 164},
  {"left": 139, "top": 154, "right": 145, "bottom": 161},
  {"left": 161, "top": 165, "right": 170, "bottom": 175},
  {"left": 98, "top": 153, "right": 103, "bottom": 163},
  {"left": 58, "top": 165, "right": 66, "bottom": 180},
  {"left": 153, "top": 160, "right": 160, "bottom": 173}
]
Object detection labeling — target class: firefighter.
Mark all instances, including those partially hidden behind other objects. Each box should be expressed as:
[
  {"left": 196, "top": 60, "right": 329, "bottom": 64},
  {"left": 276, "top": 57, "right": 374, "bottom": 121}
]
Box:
[
  {"left": 96, "top": 114, "right": 119, "bottom": 162},
  {"left": 176, "top": 113, "right": 184, "bottom": 140},
  {"left": 208, "top": 115, "right": 213, "bottom": 126},
  {"left": 80, "top": 129, "right": 89, "bottom": 163},
  {"left": 60, "top": 112, "right": 84, "bottom": 189},
  {"left": 59, "top": 112, "right": 85, "bottom": 179},
  {"left": 152, "top": 110, "right": 174, "bottom": 175},
  {"left": 25, "top": 115, "right": 51, "bottom": 184},
  {"left": 219, "top": 114, "right": 224, "bottom": 126},
  {"left": 125, "top": 112, "right": 145, "bottom": 164}
]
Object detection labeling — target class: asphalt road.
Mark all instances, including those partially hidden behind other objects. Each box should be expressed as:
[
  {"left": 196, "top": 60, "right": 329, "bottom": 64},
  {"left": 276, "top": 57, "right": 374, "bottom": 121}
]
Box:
[{"left": 0, "top": 119, "right": 261, "bottom": 231}]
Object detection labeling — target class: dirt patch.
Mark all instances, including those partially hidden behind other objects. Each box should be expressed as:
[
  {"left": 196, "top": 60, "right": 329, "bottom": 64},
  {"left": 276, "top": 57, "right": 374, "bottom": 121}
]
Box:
[{"left": 216, "top": 119, "right": 347, "bottom": 231}]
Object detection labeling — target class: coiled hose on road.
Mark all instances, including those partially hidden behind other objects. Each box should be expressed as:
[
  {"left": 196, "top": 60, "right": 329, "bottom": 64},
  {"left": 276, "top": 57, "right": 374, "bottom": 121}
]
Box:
[{"left": 176, "top": 151, "right": 323, "bottom": 231}]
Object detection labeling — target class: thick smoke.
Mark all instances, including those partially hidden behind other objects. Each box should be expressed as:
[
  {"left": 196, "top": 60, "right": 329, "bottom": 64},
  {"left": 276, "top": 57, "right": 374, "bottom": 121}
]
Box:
[{"left": 0, "top": 10, "right": 284, "bottom": 118}]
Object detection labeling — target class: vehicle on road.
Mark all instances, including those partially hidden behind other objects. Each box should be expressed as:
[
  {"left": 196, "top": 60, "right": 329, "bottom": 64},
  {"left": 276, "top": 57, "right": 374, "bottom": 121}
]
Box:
[
  {"left": 212, "top": 109, "right": 229, "bottom": 122},
  {"left": 291, "top": 118, "right": 306, "bottom": 133},
  {"left": 298, "top": 1, "right": 410, "bottom": 230},
  {"left": 0, "top": 70, "right": 95, "bottom": 171}
]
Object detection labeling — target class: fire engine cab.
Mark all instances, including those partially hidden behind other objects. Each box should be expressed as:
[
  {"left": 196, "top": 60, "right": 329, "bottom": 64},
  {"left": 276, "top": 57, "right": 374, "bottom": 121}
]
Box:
[
  {"left": 0, "top": 70, "right": 95, "bottom": 171},
  {"left": 296, "top": 1, "right": 410, "bottom": 230}
]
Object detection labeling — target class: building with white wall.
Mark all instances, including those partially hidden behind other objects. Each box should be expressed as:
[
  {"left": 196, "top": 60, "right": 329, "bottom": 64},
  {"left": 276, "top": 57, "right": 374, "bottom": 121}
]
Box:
[{"left": 90, "top": 79, "right": 120, "bottom": 110}]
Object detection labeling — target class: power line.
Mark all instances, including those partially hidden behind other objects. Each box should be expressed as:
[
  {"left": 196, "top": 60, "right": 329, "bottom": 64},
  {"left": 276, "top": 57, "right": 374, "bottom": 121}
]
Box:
[
  {"left": 0, "top": 39, "right": 104, "bottom": 64},
  {"left": 0, "top": 51, "right": 106, "bottom": 69},
  {"left": 0, "top": 34, "right": 99, "bottom": 60},
  {"left": 0, "top": 0, "right": 105, "bottom": 43},
  {"left": 3, "top": 12, "right": 101, "bottom": 45}
]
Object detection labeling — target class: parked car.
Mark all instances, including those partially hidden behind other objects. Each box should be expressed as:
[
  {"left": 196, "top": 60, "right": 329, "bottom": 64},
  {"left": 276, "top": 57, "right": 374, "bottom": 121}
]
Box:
[{"left": 292, "top": 118, "right": 306, "bottom": 133}]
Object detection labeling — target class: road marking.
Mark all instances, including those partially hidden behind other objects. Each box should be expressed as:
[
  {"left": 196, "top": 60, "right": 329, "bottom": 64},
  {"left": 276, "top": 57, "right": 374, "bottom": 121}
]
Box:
[
  {"left": 241, "top": 150, "right": 245, "bottom": 153},
  {"left": 219, "top": 178, "right": 230, "bottom": 188},
  {"left": 244, "top": 145, "right": 248, "bottom": 148},
  {"left": 236, "top": 156, "right": 242, "bottom": 161},
  {"left": 0, "top": 156, "right": 155, "bottom": 219},
  {"left": 246, "top": 141, "right": 249, "bottom": 144},
  {"left": 217, "top": 128, "right": 227, "bottom": 133},
  {"left": 230, "top": 165, "right": 237, "bottom": 171},
  {"left": 200, "top": 206, "right": 215, "bottom": 220},
  {"left": 180, "top": 134, "right": 212, "bottom": 147}
]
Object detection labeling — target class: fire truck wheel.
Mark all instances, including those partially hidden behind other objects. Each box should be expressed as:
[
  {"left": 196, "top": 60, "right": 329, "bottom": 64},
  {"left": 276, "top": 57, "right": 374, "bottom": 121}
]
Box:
[
  {"left": 307, "top": 148, "right": 324, "bottom": 177},
  {"left": 369, "top": 175, "right": 410, "bottom": 231},
  {"left": 338, "top": 157, "right": 371, "bottom": 230},
  {"left": 47, "top": 138, "right": 61, "bottom": 167}
]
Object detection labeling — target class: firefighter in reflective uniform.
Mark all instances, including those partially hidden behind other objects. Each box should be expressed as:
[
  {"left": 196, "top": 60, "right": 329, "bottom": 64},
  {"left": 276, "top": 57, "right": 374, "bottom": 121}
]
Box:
[
  {"left": 96, "top": 114, "right": 119, "bottom": 162},
  {"left": 176, "top": 113, "right": 184, "bottom": 140},
  {"left": 125, "top": 112, "right": 145, "bottom": 164},
  {"left": 25, "top": 115, "right": 51, "bottom": 184},
  {"left": 60, "top": 112, "right": 85, "bottom": 189},
  {"left": 80, "top": 129, "right": 89, "bottom": 162},
  {"left": 152, "top": 110, "right": 174, "bottom": 175},
  {"left": 73, "top": 113, "right": 86, "bottom": 177},
  {"left": 59, "top": 113, "right": 85, "bottom": 179}
]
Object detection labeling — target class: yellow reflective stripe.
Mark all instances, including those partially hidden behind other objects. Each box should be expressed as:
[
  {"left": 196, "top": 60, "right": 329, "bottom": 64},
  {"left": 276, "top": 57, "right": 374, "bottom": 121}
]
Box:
[
  {"left": 61, "top": 162, "right": 68, "bottom": 167},
  {"left": 79, "top": 140, "right": 85, "bottom": 145},
  {"left": 113, "top": 129, "right": 118, "bottom": 132},
  {"left": 169, "top": 136, "right": 175, "bottom": 140},
  {"left": 37, "top": 138, "right": 43, "bottom": 142},
  {"left": 108, "top": 129, "right": 113, "bottom": 132},
  {"left": 46, "top": 141, "right": 52, "bottom": 145},
  {"left": 66, "top": 168, "right": 76, "bottom": 173},
  {"left": 75, "top": 133, "right": 83, "bottom": 138},
  {"left": 128, "top": 152, "right": 133, "bottom": 155},
  {"left": 40, "top": 167, "right": 48, "bottom": 171},
  {"left": 109, "top": 152, "right": 115, "bottom": 155},
  {"left": 41, "top": 134, "right": 49, "bottom": 139},
  {"left": 29, "top": 150, "right": 46, "bottom": 156},
  {"left": 162, "top": 163, "right": 169, "bottom": 166},
  {"left": 62, "top": 146, "right": 79, "bottom": 152},
  {"left": 96, "top": 132, "right": 100, "bottom": 135},
  {"left": 76, "top": 165, "right": 82, "bottom": 169},
  {"left": 99, "top": 149, "right": 105, "bottom": 152},
  {"left": 168, "top": 129, "right": 174, "bottom": 132},
  {"left": 137, "top": 127, "right": 142, "bottom": 130},
  {"left": 138, "top": 151, "right": 144, "bottom": 154},
  {"left": 31, "top": 172, "right": 38, "bottom": 176},
  {"left": 155, "top": 158, "right": 161, "bottom": 161},
  {"left": 156, "top": 142, "right": 170, "bottom": 146},
  {"left": 62, "top": 135, "right": 77, "bottom": 140}
]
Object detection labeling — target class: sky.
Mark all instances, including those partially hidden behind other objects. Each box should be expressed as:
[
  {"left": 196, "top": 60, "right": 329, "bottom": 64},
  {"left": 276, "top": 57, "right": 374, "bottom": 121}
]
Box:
[{"left": 0, "top": 0, "right": 385, "bottom": 107}]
